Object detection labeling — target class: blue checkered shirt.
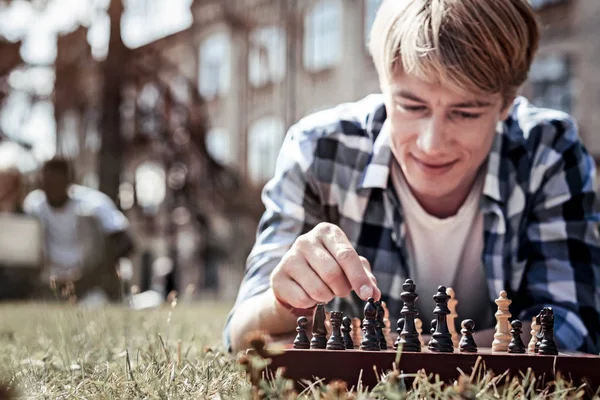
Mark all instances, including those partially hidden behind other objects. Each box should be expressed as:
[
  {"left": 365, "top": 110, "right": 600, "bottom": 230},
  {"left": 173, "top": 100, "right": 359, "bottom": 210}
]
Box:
[{"left": 225, "top": 94, "right": 600, "bottom": 353}]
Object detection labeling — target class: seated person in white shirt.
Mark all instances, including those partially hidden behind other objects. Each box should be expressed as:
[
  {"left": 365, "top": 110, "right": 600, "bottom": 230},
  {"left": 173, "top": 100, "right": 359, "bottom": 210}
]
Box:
[{"left": 23, "top": 158, "right": 134, "bottom": 300}]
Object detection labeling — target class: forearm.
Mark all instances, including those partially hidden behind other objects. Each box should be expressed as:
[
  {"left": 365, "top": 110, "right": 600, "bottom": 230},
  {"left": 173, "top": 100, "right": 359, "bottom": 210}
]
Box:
[{"left": 229, "top": 289, "right": 300, "bottom": 353}]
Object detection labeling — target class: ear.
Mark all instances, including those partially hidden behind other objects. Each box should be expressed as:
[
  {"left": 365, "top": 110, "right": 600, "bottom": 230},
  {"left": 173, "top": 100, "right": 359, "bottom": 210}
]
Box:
[{"left": 499, "top": 98, "right": 515, "bottom": 121}]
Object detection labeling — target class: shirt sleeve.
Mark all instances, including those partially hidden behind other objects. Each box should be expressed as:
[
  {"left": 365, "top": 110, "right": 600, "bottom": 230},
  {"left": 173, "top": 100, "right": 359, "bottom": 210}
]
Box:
[
  {"left": 222, "top": 124, "right": 325, "bottom": 351},
  {"left": 90, "top": 193, "right": 129, "bottom": 235},
  {"left": 519, "top": 118, "right": 600, "bottom": 353}
]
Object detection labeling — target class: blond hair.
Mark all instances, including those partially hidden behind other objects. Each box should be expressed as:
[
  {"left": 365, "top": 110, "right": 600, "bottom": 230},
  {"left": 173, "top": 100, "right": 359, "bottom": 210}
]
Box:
[{"left": 369, "top": 0, "right": 540, "bottom": 103}]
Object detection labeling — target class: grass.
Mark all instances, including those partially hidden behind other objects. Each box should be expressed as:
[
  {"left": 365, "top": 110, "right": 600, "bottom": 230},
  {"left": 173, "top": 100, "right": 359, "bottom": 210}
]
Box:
[{"left": 0, "top": 299, "right": 598, "bottom": 399}]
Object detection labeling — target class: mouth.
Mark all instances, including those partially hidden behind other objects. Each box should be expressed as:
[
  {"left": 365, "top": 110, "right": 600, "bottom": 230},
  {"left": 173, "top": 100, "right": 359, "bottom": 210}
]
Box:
[{"left": 410, "top": 154, "right": 458, "bottom": 174}]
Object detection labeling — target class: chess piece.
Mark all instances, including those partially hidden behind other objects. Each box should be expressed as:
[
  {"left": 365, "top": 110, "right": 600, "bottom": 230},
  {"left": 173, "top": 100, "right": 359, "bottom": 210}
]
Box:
[
  {"left": 382, "top": 301, "right": 393, "bottom": 348},
  {"left": 398, "top": 279, "right": 421, "bottom": 352},
  {"left": 508, "top": 319, "right": 526, "bottom": 354},
  {"left": 428, "top": 286, "right": 454, "bottom": 353},
  {"left": 428, "top": 319, "right": 437, "bottom": 348},
  {"left": 492, "top": 290, "right": 512, "bottom": 352},
  {"left": 375, "top": 301, "right": 388, "bottom": 350},
  {"left": 459, "top": 319, "right": 477, "bottom": 353},
  {"left": 360, "top": 298, "right": 380, "bottom": 351},
  {"left": 394, "top": 318, "right": 405, "bottom": 349},
  {"left": 528, "top": 316, "right": 540, "bottom": 353},
  {"left": 326, "top": 311, "right": 346, "bottom": 350},
  {"left": 310, "top": 304, "right": 328, "bottom": 349},
  {"left": 534, "top": 313, "right": 543, "bottom": 354},
  {"left": 351, "top": 318, "right": 362, "bottom": 346},
  {"left": 538, "top": 307, "right": 558, "bottom": 355},
  {"left": 293, "top": 316, "right": 311, "bottom": 349},
  {"left": 342, "top": 316, "right": 354, "bottom": 349},
  {"left": 415, "top": 318, "right": 424, "bottom": 347},
  {"left": 446, "top": 287, "right": 459, "bottom": 347}
]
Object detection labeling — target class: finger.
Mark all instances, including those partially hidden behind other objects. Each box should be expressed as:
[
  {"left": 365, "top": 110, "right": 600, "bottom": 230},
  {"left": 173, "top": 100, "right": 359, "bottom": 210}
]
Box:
[
  {"left": 319, "top": 226, "right": 376, "bottom": 300},
  {"left": 272, "top": 274, "right": 316, "bottom": 309},
  {"left": 287, "top": 258, "right": 336, "bottom": 303},
  {"left": 302, "top": 245, "right": 352, "bottom": 298},
  {"left": 359, "top": 256, "right": 378, "bottom": 285}
]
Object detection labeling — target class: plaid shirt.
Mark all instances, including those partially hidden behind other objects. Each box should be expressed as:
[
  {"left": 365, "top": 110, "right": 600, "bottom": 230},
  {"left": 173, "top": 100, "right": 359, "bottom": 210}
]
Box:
[{"left": 225, "top": 94, "right": 600, "bottom": 353}]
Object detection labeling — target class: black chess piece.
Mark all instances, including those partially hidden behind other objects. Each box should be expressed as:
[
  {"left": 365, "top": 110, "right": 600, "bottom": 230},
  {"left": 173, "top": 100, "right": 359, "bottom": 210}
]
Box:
[
  {"left": 394, "top": 318, "right": 405, "bottom": 350},
  {"left": 342, "top": 316, "right": 354, "bottom": 349},
  {"left": 428, "top": 286, "right": 454, "bottom": 353},
  {"left": 428, "top": 319, "right": 437, "bottom": 348},
  {"left": 375, "top": 301, "right": 388, "bottom": 350},
  {"left": 397, "top": 279, "right": 421, "bottom": 352},
  {"left": 326, "top": 311, "right": 346, "bottom": 350},
  {"left": 538, "top": 307, "right": 558, "bottom": 355},
  {"left": 534, "top": 313, "right": 543, "bottom": 354},
  {"left": 310, "top": 304, "right": 328, "bottom": 349},
  {"left": 508, "top": 320, "right": 526, "bottom": 354},
  {"left": 459, "top": 319, "right": 477, "bottom": 353},
  {"left": 293, "top": 316, "right": 310, "bottom": 349},
  {"left": 360, "top": 298, "right": 380, "bottom": 351}
]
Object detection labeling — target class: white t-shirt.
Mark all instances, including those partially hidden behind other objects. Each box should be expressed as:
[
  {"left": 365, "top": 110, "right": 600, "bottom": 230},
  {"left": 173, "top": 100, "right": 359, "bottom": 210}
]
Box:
[
  {"left": 23, "top": 185, "right": 129, "bottom": 279},
  {"left": 391, "top": 161, "right": 493, "bottom": 329}
]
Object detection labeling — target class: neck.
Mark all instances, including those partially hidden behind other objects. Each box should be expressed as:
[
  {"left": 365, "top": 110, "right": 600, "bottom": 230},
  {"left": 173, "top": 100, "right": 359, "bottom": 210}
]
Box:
[{"left": 412, "top": 173, "right": 480, "bottom": 219}]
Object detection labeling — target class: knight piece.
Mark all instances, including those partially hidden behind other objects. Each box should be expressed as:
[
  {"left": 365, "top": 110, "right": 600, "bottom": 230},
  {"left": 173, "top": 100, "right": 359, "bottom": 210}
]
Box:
[
  {"left": 538, "top": 307, "right": 558, "bottom": 355},
  {"left": 310, "top": 304, "right": 328, "bottom": 349},
  {"left": 293, "top": 316, "right": 310, "bottom": 349},
  {"left": 398, "top": 279, "right": 421, "bottom": 352},
  {"left": 428, "top": 286, "right": 454, "bottom": 353},
  {"left": 361, "top": 298, "right": 381, "bottom": 351},
  {"left": 326, "top": 311, "right": 346, "bottom": 350},
  {"left": 375, "top": 301, "right": 388, "bottom": 350}
]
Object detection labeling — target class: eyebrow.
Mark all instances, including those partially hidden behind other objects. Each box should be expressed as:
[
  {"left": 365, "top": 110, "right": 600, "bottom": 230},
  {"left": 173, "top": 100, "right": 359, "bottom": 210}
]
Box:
[{"left": 393, "top": 90, "right": 494, "bottom": 108}]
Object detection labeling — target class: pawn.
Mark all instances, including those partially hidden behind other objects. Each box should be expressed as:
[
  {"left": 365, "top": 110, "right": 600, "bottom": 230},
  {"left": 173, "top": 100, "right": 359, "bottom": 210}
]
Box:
[
  {"left": 293, "top": 316, "right": 310, "bottom": 349},
  {"left": 326, "top": 311, "right": 346, "bottom": 350},
  {"left": 342, "top": 316, "right": 354, "bottom": 349},
  {"left": 415, "top": 318, "right": 424, "bottom": 347},
  {"left": 508, "top": 320, "right": 526, "bottom": 354},
  {"left": 459, "top": 319, "right": 477, "bottom": 353},
  {"left": 393, "top": 318, "right": 405, "bottom": 350},
  {"left": 528, "top": 316, "right": 539, "bottom": 353},
  {"left": 428, "top": 319, "right": 437, "bottom": 348},
  {"left": 360, "top": 298, "right": 380, "bottom": 351},
  {"left": 351, "top": 318, "right": 362, "bottom": 345},
  {"left": 375, "top": 301, "right": 388, "bottom": 350}
]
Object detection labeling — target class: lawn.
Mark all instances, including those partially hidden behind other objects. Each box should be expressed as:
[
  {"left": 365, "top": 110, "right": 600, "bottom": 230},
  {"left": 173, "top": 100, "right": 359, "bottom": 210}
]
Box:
[{"left": 0, "top": 300, "right": 597, "bottom": 399}]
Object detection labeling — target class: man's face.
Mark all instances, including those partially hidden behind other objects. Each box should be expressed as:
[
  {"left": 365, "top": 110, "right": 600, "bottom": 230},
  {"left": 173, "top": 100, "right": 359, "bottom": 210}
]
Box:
[
  {"left": 383, "top": 73, "right": 510, "bottom": 207},
  {"left": 41, "top": 168, "right": 69, "bottom": 208}
]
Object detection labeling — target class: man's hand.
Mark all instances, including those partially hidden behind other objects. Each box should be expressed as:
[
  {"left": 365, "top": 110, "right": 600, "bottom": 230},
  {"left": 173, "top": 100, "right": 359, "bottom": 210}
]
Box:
[{"left": 270, "top": 222, "right": 381, "bottom": 309}]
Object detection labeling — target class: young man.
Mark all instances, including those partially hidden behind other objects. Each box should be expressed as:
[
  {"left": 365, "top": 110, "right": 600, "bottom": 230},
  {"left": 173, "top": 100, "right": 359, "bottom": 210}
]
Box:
[
  {"left": 23, "top": 158, "right": 134, "bottom": 300},
  {"left": 226, "top": 0, "right": 600, "bottom": 353}
]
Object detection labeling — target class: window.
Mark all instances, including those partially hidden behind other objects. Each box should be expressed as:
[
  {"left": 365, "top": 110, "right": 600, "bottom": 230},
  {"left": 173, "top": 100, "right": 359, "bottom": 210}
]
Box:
[
  {"left": 303, "top": 0, "right": 342, "bottom": 72},
  {"left": 198, "top": 32, "right": 231, "bottom": 100},
  {"left": 122, "top": 0, "right": 193, "bottom": 48},
  {"left": 364, "top": 0, "right": 383, "bottom": 46},
  {"left": 247, "top": 116, "right": 285, "bottom": 183},
  {"left": 529, "top": 55, "right": 572, "bottom": 114},
  {"left": 206, "top": 127, "right": 233, "bottom": 165},
  {"left": 249, "top": 26, "right": 286, "bottom": 88}
]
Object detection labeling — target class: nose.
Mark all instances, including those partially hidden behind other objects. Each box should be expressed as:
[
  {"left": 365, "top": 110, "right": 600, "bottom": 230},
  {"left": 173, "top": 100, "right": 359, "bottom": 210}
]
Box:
[{"left": 416, "top": 115, "right": 447, "bottom": 155}]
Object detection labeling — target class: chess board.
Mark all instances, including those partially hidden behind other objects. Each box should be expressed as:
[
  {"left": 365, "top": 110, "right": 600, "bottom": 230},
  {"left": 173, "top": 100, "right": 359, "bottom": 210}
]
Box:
[{"left": 267, "top": 346, "right": 600, "bottom": 392}]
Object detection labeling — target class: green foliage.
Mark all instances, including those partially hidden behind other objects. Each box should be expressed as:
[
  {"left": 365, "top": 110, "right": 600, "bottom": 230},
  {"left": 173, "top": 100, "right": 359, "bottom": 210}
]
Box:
[{"left": 0, "top": 301, "right": 598, "bottom": 399}]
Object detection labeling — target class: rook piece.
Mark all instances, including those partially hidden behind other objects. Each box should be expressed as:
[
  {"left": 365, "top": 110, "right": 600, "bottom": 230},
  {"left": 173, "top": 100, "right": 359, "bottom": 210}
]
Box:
[
  {"left": 528, "top": 316, "right": 540, "bottom": 353},
  {"left": 398, "top": 279, "right": 421, "bottom": 352},
  {"left": 446, "top": 287, "right": 459, "bottom": 347},
  {"left": 459, "top": 319, "right": 477, "bottom": 353},
  {"left": 415, "top": 318, "right": 424, "bottom": 347},
  {"left": 342, "top": 316, "right": 354, "bottom": 349},
  {"left": 394, "top": 318, "right": 405, "bottom": 349},
  {"left": 326, "top": 311, "right": 346, "bottom": 350},
  {"left": 375, "top": 301, "right": 388, "bottom": 350},
  {"left": 508, "top": 319, "right": 526, "bottom": 354},
  {"left": 360, "top": 298, "right": 380, "bottom": 351},
  {"left": 310, "top": 304, "right": 328, "bottom": 349},
  {"left": 538, "top": 307, "right": 558, "bottom": 355},
  {"left": 492, "top": 290, "right": 512, "bottom": 352},
  {"left": 293, "top": 316, "right": 311, "bottom": 349},
  {"left": 428, "top": 286, "right": 454, "bottom": 353}
]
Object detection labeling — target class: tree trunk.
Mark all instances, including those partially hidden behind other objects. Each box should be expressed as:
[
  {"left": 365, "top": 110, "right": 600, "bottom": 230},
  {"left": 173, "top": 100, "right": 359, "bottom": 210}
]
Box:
[{"left": 98, "top": 0, "right": 126, "bottom": 203}]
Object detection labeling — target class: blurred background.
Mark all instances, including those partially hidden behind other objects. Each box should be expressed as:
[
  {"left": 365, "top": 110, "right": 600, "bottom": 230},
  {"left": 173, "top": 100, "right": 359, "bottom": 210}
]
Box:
[{"left": 0, "top": 0, "right": 597, "bottom": 305}]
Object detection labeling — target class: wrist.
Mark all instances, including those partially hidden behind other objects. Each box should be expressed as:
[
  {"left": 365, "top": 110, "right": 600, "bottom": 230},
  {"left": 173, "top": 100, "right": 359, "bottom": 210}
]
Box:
[{"left": 268, "top": 288, "right": 316, "bottom": 317}]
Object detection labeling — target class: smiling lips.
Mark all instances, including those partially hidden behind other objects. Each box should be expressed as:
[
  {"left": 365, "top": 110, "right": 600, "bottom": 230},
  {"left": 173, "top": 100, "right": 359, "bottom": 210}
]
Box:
[{"left": 411, "top": 154, "right": 458, "bottom": 175}]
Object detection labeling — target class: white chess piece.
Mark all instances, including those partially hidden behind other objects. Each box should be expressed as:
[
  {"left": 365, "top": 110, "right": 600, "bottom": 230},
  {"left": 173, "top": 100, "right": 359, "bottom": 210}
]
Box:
[
  {"left": 492, "top": 290, "right": 512, "bottom": 352},
  {"left": 446, "top": 287, "right": 459, "bottom": 347},
  {"left": 528, "top": 316, "right": 539, "bottom": 353},
  {"left": 415, "top": 318, "right": 424, "bottom": 347},
  {"left": 382, "top": 302, "right": 393, "bottom": 348}
]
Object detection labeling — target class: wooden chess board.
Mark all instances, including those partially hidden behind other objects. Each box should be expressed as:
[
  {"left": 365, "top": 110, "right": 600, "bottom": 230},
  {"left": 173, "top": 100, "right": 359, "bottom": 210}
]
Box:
[{"left": 267, "top": 345, "right": 600, "bottom": 392}]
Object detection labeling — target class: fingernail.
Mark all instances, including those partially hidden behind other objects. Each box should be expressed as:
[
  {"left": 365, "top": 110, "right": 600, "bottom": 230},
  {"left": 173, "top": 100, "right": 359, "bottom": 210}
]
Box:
[{"left": 360, "top": 285, "right": 373, "bottom": 299}]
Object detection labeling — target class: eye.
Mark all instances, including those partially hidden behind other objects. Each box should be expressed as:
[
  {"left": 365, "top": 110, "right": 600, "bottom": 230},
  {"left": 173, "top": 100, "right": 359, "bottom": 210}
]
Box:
[
  {"left": 398, "top": 105, "right": 426, "bottom": 113},
  {"left": 453, "top": 111, "right": 481, "bottom": 120}
]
